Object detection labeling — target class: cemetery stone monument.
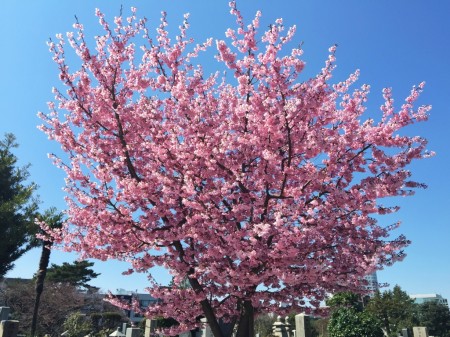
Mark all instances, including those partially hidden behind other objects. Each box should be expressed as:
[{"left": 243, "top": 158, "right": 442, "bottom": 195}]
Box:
[
  {"left": 413, "top": 327, "right": 429, "bottom": 337},
  {"left": 294, "top": 314, "right": 312, "bottom": 337}
]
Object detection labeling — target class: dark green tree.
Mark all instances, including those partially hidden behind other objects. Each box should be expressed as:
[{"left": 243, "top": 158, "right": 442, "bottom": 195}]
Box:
[
  {"left": 416, "top": 301, "right": 450, "bottom": 337},
  {"left": 326, "top": 292, "right": 362, "bottom": 311},
  {"left": 46, "top": 260, "right": 100, "bottom": 288},
  {"left": 327, "top": 292, "right": 383, "bottom": 337},
  {"left": 328, "top": 308, "right": 383, "bottom": 337},
  {"left": 365, "top": 285, "right": 417, "bottom": 337},
  {"left": 0, "top": 133, "right": 39, "bottom": 276},
  {"left": 31, "top": 208, "right": 64, "bottom": 337}
]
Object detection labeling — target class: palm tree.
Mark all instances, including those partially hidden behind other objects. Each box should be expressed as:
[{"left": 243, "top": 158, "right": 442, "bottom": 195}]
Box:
[{"left": 31, "top": 208, "right": 64, "bottom": 337}]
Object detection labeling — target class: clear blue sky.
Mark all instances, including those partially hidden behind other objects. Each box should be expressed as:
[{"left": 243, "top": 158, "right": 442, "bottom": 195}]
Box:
[{"left": 1, "top": 1, "right": 449, "bottom": 300}]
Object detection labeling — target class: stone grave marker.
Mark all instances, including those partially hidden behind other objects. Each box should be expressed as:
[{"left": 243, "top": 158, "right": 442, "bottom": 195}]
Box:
[
  {"left": 413, "top": 327, "right": 429, "bottom": 337},
  {"left": 0, "top": 308, "right": 9, "bottom": 321},
  {"left": 295, "top": 313, "right": 312, "bottom": 337}
]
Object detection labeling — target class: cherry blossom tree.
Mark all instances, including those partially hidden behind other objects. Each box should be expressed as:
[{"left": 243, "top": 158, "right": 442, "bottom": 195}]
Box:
[{"left": 39, "top": 3, "right": 432, "bottom": 337}]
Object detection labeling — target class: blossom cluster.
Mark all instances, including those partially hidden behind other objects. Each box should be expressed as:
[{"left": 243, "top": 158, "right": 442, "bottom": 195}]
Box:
[{"left": 39, "top": 2, "right": 431, "bottom": 334}]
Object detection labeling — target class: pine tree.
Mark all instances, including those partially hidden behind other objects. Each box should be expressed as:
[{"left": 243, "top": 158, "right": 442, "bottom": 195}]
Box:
[
  {"left": 0, "top": 133, "right": 39, "bottom": 277},
  {"left": 46, "top": 260, "right": 100, "bottom": 289}
]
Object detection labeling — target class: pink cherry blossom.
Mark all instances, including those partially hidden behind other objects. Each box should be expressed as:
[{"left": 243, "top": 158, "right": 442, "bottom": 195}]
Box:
[{"left": 39, "top": 4, "right": 432, "bottom": 337}]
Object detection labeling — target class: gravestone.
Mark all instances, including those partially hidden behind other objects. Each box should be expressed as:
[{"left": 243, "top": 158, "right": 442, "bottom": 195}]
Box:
[
  {"left": 109, "top": 327, "right": 125, "bottom": 337},
  {"left": 122, "top": 323, "right": 128, "bottom": 334},
  {"left": 295, "top": 314, "right": 312, "bottom": 337},
  {"left": 0, "top": 320, "right": 19, "bottom": 337},
  {"left": 144, "top": 319, "right": 157, "bottom": 337},
  {"left": 196, "top": 318, "right": 214, "bottom": 337},
  {"left": 0, "top": 307, "right": 9, "bottom": 321},
  {"left": 401, "top": 328, "right": 409, "bottom": 337},
  {"left": 413, "top": 327, "right": 429, "bottom": 337},
  {"left": 125, "top": 327, "right": 141, "bottom": 337}
]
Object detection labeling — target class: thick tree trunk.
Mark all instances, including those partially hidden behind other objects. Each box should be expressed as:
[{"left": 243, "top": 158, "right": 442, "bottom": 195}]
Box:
[
  {"left": 188, "top": 276, "right": 225, "bottom": 337},
  {"left": 235, "top": 300, "right": 254, "bottom": 337},
  {"left": 30, "top": 241, "right": 51, "bottom": 337}
]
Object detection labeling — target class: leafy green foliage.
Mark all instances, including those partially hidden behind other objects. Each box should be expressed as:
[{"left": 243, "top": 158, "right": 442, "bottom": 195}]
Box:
[
  {"left": 365, "top": 285, "right": 418, "bottom": 337},
  {"left": 45, "top": 260, "right": 100, "bottom": 289},
  {"left": 326, "top": 292, "right": 362, "bottom": 311},
  {"left": 327, "top": 292, "right": 383, "bottom": 337},
  {"left": 416, "top": 301, "right": 450, "bottom": 337},
  {"left": 328, "top": 307, "right": 383, "bottom": 337},
  {"left": 0, "top": 133, "right": 39, "bottom": 276}
]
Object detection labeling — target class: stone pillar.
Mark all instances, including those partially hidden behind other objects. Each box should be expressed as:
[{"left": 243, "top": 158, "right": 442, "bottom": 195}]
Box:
[
  {"left": 144, "top": 319, "right": 158, "bottom": 337},
  {"left": 0, "top": 320, "right": 19, "bottom": 337},
  {"left": 0, "top": 307, "right": 10, "bottom": 321},
  {"left": 198, "top": 317, "right": 214, "bottom": 337},
  {"left": 126, "top": 327, "right": 141, "bottom": 337},
  {"left": 295, "top": 314, "right": 312, "bottom": 337},
  {"left": 413, "top": 327, "right": 429, "bottom": 337},
  {"left": 122, "top": 322, "right": 128, "bottom": 334},
  {"left": 272, "top": 316, "right": 290, "bottom": 337}
]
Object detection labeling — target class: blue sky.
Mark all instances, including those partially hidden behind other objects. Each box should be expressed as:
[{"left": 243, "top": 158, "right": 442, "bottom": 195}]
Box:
[{"left": 1, "top": 1, "right": 450, "bottom": 301}]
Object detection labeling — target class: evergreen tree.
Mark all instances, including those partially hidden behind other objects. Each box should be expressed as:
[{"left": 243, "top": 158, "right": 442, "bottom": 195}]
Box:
[
  {"left": 366, "top": 285, "right": 418, "bottom": 337},
  {"left": 0, "top": 133, "right": 39, "bottom": 277},
  {"left": 416, "top": 301, "right": 450, "bottom": 337},
  {"left": 46, "top": 260, "right": 100, "bottom": 289},
  {"left": 327, "top": 292, "right": 383, "bottom": 337}
]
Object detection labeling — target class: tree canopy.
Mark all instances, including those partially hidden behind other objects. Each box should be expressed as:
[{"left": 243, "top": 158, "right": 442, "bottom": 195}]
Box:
[
  {"left": 328, "top": 307, "right": 383, "bottom": 337},
  {"left": 416, "top": 301, "right": 450, "bottom": 337},
  {"left": 39, "top": 3, "right": 431, "bottom": 337},
  {"left": 45, "top": 260, "right": 100, "bottom": 289},
  {"left": 366, "top": 285, "right": 418, "bottom": 337},
  {"left": 0, "top": 133, "right": 39, "bottom": 277},
  {"left": 327, "top": 292, "right": 383, "bottom": 337},
  {"left": 326, "top": 292, "right": 362, "bottom": 311}
]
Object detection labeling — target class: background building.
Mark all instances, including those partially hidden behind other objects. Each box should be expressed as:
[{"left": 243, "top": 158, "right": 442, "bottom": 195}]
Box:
[
  {"left": 410, "top": 294, "right": 448, "bottom": 307},
  {"left": 364, "top": 272, "right": 379, "bottom": 297},
  {"left": 114, "top": 289, "right": 159, "bottom": 323}
]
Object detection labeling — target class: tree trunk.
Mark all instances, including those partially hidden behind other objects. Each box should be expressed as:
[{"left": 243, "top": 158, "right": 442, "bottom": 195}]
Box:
[
  {"left": 183, "top": 274, "right": 223, "bottom": 337},
  {"left": 30, "top": 241, "right": 52, "bottom": 337},
  {"left": 382, "top": 312, "right": 390, "bottom": 337},
  {"left": 235, "top": 300, "right": 254, "bottom": 337}
]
